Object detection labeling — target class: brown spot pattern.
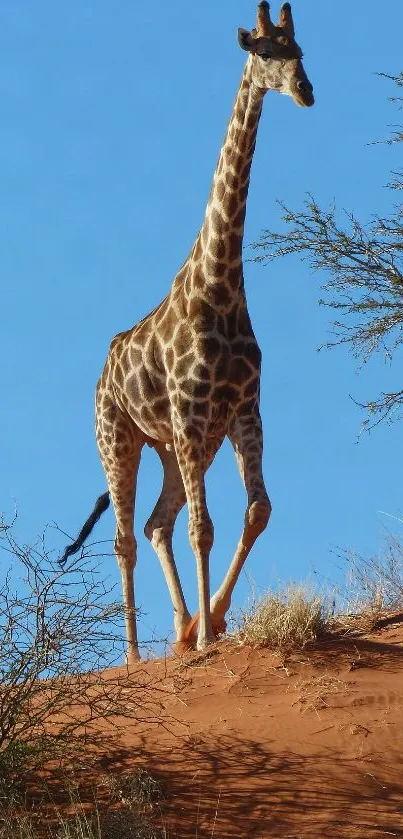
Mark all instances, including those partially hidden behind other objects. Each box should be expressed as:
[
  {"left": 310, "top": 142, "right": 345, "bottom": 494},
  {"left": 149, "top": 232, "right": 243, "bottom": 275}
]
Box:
[{"left": 92, "top": 39, "right": 295, "bottom": 653}]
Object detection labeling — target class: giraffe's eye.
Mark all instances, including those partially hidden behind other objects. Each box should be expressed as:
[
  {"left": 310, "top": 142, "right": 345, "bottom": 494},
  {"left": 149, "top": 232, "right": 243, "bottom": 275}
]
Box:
[{"left": 260, "top": 53, "right": 271, "bottom": 61}]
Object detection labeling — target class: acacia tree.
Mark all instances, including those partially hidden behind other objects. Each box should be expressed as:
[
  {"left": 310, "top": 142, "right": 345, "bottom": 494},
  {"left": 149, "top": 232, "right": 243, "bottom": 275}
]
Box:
[
  {"left": 0, "top": 515, "right": 170, "bottom": 793},
  {"left": 252, "top": 73, "right": 403, "bottom": 429}
]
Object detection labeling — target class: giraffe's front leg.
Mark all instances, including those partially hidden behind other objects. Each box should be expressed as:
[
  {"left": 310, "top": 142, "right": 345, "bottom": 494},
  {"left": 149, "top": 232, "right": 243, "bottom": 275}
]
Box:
[
  {"left": 209, "top": 408, "right": 272, "bottom": 627},
  {"left": 144, "top": 441, "right": 191, "bottom": 642},
  {"left": 174, "top": 427, "right": 215, "bottom": 651}
]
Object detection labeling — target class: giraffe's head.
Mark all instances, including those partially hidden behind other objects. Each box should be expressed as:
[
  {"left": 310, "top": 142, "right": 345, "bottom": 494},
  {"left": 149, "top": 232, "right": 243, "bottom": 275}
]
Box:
[{"left": 238, "top": 2, "right": 314, "bottom": 107}]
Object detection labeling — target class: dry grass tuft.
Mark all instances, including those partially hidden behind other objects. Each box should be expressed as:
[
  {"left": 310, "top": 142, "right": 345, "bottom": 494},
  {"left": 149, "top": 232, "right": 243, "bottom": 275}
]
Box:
[
  {"left": 0, "top": 800, "right": 35, "bottom": 839},
  {"left": 343, "top": 536, "right": 403, "bottom": 617},
  {"left": 0, "top": 769, "right": 167, "bottom": 839},
  {"left": 54, "top": 800, "right": 165, "bottom": 839},
  {"left": 234, "top": 584, "right": 329, "bottom": 651},
  {"left": 329, "top": 536, "right": 403, "bottom": 634},
  {"left": 102, "top": 768, "right": 164, "bottom": 809}
]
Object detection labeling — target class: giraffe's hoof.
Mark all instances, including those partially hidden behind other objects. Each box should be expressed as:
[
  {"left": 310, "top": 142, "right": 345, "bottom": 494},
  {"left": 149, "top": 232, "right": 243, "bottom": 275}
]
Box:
[{"left": 183, "top": 613, "right": 227, "bottom": 647}]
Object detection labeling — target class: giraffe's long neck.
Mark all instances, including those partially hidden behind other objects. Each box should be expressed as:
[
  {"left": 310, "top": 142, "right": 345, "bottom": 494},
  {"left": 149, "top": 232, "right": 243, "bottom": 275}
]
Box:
[{"left": 188, "top": 60, "right": 264, "bottom": 300}]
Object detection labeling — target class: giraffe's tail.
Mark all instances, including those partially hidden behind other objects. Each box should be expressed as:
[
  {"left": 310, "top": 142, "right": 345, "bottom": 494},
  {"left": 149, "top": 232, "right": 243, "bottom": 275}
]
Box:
[{"left": 59, "top": 491, "right": 110, "bottom": 566}]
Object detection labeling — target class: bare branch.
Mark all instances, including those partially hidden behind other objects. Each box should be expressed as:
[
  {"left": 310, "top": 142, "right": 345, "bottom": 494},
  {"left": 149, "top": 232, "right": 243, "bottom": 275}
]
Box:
[
  {"left": 0, "top": 516, "right": 177, "bottom": 791},
  {"left": 250, "top": 74, "right": 403, "bottom": 427}
]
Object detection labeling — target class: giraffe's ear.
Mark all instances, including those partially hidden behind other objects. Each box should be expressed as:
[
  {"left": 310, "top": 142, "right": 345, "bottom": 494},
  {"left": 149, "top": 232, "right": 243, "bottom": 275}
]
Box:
[{"left": 238, "top": 28, "right": 256, "bottom": 52}]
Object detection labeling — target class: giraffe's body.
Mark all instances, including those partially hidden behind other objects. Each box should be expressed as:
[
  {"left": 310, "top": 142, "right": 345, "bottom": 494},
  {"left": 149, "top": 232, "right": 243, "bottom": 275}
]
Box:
[
  {"left": 98, "top": 69, "right": 265, "bottom": 450},
  {"left": 62, "top": 2, "right": 314, "bottom": 661}
]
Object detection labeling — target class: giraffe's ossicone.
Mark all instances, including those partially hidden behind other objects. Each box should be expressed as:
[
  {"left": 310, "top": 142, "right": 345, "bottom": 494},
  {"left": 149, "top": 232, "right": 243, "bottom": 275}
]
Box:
[{"left": 61, "top": 2, "right": 314, "bottom": 662}]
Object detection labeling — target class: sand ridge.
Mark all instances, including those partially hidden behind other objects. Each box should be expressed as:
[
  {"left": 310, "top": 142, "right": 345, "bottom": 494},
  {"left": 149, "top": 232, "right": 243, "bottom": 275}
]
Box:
[{"left": 47, "top": 619, "right": 403, "bottom": 838}]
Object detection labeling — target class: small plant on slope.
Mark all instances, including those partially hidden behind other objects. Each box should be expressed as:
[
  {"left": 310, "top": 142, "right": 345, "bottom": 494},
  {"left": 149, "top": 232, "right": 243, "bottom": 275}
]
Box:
[{"left": 235, "top": 584, "right": 329, "bottom": 651}]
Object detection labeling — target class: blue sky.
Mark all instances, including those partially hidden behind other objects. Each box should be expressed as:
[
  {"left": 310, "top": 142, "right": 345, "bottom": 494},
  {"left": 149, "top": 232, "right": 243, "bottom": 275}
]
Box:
[{"left": 1, "top": 1, "right": 402, "bottom": 652}]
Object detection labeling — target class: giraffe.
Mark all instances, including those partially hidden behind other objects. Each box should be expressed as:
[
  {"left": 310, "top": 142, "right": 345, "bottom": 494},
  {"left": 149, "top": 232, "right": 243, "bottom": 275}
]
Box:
[{"left": 61, "top": 2, "right": 314, "bottom": 663}]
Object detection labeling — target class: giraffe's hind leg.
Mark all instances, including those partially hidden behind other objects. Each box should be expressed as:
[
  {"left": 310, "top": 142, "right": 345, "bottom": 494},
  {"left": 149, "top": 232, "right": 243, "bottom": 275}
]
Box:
[
  {"left": 144, "top": 441, "right": 191, "bottom": 642},
  {"left": 209, "top": 408, "right": 272, "bottom": 628},
  {"left": 179, "top": 436, "right": 226, "bottom": 648},
  {"left": 96, "top": 400, "right": 143, "bottom": 664}
]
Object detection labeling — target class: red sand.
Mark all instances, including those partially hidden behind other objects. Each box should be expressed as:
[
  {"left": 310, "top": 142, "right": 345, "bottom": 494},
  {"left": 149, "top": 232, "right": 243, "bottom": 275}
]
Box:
[{"left": 50, "top": 619, "right": 403, "bottom": 838}]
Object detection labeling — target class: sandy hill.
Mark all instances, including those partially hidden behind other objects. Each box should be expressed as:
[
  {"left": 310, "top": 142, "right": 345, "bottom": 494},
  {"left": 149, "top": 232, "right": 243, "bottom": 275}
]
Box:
[{"left": 67, "top": 617, "right": 403, "bottom": 839}]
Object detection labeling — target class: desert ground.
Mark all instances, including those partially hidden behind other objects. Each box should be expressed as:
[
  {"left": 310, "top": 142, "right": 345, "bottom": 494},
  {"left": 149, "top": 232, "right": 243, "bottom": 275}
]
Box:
[{"left": 50, "top": 615, "right": 403, "bottom": 839}]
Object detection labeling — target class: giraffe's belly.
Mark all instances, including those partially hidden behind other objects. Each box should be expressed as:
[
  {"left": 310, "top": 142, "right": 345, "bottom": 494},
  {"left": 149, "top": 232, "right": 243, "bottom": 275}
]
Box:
[{"left": 117, "top": 374, "right": 174, "bottom": 444}]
